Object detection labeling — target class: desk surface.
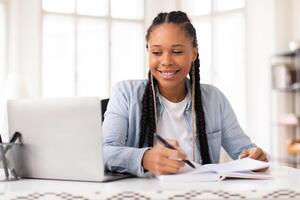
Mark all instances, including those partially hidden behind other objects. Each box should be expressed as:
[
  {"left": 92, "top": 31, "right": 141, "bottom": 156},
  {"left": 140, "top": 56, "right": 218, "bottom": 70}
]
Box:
[{"left": 1, "top": 165, "right": 300, "bottom": 200}]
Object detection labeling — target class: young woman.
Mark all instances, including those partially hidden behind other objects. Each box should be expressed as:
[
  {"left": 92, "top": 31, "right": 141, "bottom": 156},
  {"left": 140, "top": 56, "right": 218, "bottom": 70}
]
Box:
[{"left": 103, "top": 11, "right": 268, "bottom": 177}]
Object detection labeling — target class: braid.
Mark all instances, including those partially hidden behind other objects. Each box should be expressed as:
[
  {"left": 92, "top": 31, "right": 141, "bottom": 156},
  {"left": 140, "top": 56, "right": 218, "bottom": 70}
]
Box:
[
  {"left": 139, "top": 72, "right": 156, "bottom": 147},
  {"left": 141, "top": 11, "right": 211, "bottom": 164},
  {"left": 190, "top": 56, "right": 211, "bottom": 164}
]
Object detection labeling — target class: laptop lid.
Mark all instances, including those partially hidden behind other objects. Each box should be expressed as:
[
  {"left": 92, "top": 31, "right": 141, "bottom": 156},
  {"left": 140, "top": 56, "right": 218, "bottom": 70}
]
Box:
[{"left": 7, "top": 97, "right": 106, "bottom": 182}]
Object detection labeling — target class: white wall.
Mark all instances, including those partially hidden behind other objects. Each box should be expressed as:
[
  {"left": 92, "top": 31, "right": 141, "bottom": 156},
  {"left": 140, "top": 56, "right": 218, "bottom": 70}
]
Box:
[
  {"left": 292, "top": 0, "right": 300, "bottom": 40},
  {"left": 273, "top": 0, "right": 300, "bottom": 50}
]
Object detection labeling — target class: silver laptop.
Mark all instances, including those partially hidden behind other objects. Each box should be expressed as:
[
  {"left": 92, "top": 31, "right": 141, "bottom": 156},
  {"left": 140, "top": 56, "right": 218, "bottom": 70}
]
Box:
[{"left": 7, "top": 97, "right": 131, "bottom": 182}]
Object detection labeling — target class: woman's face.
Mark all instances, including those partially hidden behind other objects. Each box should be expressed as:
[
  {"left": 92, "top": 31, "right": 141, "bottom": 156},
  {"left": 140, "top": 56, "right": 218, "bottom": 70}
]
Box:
[{"left": 147, "top": 23, "right": 197, "bottom": 91}]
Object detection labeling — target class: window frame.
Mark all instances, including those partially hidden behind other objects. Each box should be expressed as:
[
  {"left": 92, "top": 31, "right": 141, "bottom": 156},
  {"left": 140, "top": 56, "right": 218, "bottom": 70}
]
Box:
[
  {"left": 0, "top": 0, "right": 8, "bottom": 85},
  {"left": 180, "top": 0, "right": 247, "bottom": 129},
  {"left": 182, "top": 1, "right": 246, "bottom": 84},
  {"left": 41, "top": 0, "right": 146, "bottom": 97}
]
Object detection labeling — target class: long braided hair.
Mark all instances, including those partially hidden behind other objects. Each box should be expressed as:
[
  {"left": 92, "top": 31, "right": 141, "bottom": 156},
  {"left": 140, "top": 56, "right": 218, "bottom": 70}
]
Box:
[{"left": 139, "top": 11, "right": 211, "bottom": 164}]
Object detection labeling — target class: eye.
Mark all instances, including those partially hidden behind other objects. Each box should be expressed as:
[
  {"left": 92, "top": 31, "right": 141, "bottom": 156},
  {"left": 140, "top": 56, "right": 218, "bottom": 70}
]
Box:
[
  {"left": 151, "top": 51, "right": 162, "bottom": 56},
  {"left": 173, "top": 51, "right": 183, "bottom": 55}
]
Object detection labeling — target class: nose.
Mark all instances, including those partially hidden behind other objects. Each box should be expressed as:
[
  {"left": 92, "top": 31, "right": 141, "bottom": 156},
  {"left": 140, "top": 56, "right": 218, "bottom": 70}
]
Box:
[{"left": 161, "top": 52, "right": 173, "bottom": 66}]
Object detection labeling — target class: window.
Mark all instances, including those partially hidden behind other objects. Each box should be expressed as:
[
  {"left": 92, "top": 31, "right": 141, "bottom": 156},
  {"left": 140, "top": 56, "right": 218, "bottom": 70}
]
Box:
[
  {"left": 0, "top": 0, "right": 7, "bottom": 87},
  {"left": 181, "top": 0, "right": 246, "bottom": 129},
  {"left": 42, "top": 0, "right": 145, "bottom": 98},
  {"left": 0, "top": 0, "right": 7, "bottom": 138}
]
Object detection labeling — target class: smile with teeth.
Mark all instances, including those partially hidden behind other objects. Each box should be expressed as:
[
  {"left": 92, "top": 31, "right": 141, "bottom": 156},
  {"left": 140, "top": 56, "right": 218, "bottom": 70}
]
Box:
[{"left": 159, "top": 70, "right": 179, "bottom": 79}]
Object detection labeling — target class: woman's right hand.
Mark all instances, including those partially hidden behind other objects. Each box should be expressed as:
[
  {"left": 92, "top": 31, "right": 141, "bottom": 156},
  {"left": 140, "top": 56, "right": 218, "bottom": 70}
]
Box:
[{"left": 142, "top": 140, "right": 187, "bottom": 175}]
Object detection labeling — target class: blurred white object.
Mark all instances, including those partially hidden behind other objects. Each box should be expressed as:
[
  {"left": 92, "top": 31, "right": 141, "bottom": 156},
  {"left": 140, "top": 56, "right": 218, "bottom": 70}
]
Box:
[
  {"left": 289, "top": 40, "right": 300, "bottom": 52},
  {"left": 278, "top": 113, "right": 300, "bottom": 126}
]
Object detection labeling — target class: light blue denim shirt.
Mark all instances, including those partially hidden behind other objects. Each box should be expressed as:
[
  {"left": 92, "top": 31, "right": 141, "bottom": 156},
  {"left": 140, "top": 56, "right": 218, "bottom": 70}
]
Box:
[{"left": 102, "top": 79, "right": 256, "bottom": 177}]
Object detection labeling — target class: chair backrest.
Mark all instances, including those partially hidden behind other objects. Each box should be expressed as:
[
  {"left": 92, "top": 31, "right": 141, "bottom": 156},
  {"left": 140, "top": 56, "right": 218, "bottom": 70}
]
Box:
[{"left": 100, "top": 98, "right": 109, "bottom": 122}]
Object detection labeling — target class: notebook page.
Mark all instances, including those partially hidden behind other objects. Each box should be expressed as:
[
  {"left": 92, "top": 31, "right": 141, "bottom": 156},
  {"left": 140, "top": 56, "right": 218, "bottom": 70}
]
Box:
[
  {"left": 219, "top": 171, "right": 272, "bottom": 180},
  {"left": 177, "top": 158, "right": 270, "bottom": 175},
  {"left": 156, "top": 158, "right": 271, "bottom": 182},
  {"left": 204, "top": 158, "right": 270, "bottom": 173}
]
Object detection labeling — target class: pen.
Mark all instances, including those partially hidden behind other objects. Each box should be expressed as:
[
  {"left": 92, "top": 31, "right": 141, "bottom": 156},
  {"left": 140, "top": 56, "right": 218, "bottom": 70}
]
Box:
[
  {"left": 154, "top": 133, "right": 195, "bottom": 169},
  {"left": 9, "top": 132, "right": 21, "bottom": 143},
  {"left": 4, "top": 132, "right": 21, "bottom": 154}
]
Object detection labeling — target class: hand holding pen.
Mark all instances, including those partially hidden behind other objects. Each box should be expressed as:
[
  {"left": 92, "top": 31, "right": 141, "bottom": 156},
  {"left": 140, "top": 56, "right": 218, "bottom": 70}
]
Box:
[
  {"left": 154, "top": 134, "right": 195, "bottom": 169},
  {"left": 142, "top": 134, "right": 195, "bottom": 175}
]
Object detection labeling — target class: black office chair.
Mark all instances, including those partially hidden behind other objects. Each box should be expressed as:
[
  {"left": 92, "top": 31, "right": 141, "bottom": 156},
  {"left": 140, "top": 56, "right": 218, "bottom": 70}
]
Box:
[{"left": 101, "top": 98, "right": 109, "bottom": 122}]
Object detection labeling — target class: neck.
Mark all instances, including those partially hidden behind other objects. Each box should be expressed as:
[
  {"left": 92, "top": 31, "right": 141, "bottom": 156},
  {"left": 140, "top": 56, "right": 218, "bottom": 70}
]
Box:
[{"left": 158, "top": 82, "right": 186, "bottom": 103}]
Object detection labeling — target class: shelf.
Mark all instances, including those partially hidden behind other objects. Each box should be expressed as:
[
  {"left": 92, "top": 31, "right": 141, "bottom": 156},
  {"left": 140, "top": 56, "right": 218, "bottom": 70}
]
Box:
[
  {"left": 288, "top": 142, "right": 300, "bottom": 155},
  {"left": 273, "top": 83, "right": 300, "bottom": 92},
  {"left": 276, "top": 157, "right": 300, "bottom": 168},
  {"left": 271, "top": 49, "right": 300, "bottom": 168},
  {"left": 277, "top": 113, "right": 300, "bottom": 126}
]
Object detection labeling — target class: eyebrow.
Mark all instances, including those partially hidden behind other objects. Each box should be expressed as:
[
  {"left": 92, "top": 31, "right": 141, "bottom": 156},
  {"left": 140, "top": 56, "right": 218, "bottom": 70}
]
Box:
[{"left": 150, "top": 44, "right": 185, "bottom": 48}]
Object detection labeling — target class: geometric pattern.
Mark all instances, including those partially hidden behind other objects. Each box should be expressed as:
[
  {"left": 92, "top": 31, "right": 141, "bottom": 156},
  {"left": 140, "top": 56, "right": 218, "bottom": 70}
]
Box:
[
  {"left": 169, "top": 190, "right": 246, "bottom": 199},
  {"left": 9, "top": 192, "right": 89, "bottom": 200},
  {"left": 3, "top": 189, "right": 300, "bottom": 200},
  {"left": 262, "top": 189, "right": 300, "bottom": 199},
  {"left": 106, "top": 191, "right": 151, "bottom": 200}
]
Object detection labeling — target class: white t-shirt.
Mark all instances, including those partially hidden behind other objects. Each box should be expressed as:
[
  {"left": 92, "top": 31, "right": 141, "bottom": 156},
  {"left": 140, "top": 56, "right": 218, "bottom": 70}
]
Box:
[{"left": 157, "top": 95, "right": 194, "bottom": 160}]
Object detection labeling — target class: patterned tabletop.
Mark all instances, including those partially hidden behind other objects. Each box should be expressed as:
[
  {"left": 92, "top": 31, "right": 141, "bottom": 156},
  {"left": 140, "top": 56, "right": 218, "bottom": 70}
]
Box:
[
  {"left": 2, "top": 189, "right": 300, "bottom": 200},
  {"left": 1, "top": 166, "right": 300, "bottom": 200}
]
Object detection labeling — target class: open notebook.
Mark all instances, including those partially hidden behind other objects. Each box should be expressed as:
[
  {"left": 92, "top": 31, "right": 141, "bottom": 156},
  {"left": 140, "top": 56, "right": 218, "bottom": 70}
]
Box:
[{"left": 157, "top": 158, "right": 272, "bottom": 182}]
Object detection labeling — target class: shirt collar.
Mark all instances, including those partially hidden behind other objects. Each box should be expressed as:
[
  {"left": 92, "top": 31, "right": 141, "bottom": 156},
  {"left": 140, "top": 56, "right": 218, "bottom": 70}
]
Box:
[{"left": 155, "top": 78, "right": 192, "bottom": 111}]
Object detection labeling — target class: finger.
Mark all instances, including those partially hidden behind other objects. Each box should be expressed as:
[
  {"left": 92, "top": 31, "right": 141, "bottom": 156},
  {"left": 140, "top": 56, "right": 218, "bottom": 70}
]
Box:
[
  {"left": 154, "top": 164, "right": 182, "bottom": 175},
  {"left": 151, "top": 156, "right": 184, "bottom": 175},
  {"left": 239, "top": 149, "right": 249, "bottom": 159},
  {"left": 161, "top": 148, "right": 187, "bottom": 160},
  {"left": 155, "top": 142, "right": 165, "bottom": 148},
  {"left": 256, "top": 152, "right": 268, "bottom": 162},
  {"left": 152, "top": 148, "right": 186, "bottom": 168},
  {"left": 248, "top": 148, "right": 263, "bottom": 159},
  {"left": 159, "top": 157, "right": 185, "bottom": 169},
  {"left": 166, "top": 139, "right": 180, "bottom": 149}
]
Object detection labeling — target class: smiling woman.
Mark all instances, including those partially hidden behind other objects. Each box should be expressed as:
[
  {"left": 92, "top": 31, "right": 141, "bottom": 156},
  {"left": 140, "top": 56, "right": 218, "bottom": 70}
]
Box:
[{"left": 102, "top": 11, "right": 269, "bottom": 178}]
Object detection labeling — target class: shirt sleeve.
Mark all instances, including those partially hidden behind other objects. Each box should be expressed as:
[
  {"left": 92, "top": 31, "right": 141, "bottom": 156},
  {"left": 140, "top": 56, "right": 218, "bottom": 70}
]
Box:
[
  {"left": 102, "top": 82, "right": 150, "bottom": 177},
  {"left": 217, "top": 89, "right": 257, "bottom": 160}
]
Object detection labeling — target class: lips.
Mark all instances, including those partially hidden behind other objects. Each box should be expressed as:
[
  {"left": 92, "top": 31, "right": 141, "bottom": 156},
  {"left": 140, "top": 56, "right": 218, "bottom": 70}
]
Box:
[{"left": 159, "top": 70, "right": 179, "bottom": 79}]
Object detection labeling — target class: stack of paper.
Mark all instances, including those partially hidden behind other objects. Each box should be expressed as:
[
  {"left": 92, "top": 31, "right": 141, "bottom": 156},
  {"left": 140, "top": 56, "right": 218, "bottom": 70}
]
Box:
[{"left": 157, "top": 158, "right": 272, "bottom": 182}]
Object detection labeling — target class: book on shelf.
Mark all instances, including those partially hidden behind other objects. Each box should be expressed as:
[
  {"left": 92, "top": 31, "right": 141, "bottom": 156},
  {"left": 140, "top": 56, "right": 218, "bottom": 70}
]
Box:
[
  {"left": 278, "top": 113, "right": 300, "bottom": 126},
  {"left": 288, "top": 141, "right": 300, "bottom": 154},
  {"left": 157, "top": 158, "right": 271, "bottom": 182}
]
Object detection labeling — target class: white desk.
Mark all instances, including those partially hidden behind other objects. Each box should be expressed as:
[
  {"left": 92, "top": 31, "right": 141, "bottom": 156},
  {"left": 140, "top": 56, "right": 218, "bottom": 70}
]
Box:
[{"left": 1, "top": 166, "right": 300, "bottom": 200}]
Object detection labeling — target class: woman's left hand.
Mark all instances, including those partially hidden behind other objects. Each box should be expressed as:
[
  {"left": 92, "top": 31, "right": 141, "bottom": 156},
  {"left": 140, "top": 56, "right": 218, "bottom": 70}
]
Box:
[{"left": 239, "top": 147, "right": 269, "bottom": 172}]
